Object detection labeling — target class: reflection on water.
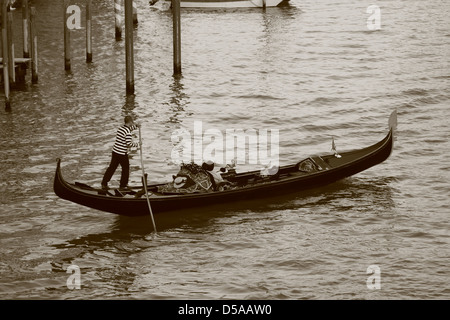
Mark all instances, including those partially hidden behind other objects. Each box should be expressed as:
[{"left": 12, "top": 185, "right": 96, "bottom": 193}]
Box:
[{"left": 167, "top": 75, "right": 190, "bottom": 124}]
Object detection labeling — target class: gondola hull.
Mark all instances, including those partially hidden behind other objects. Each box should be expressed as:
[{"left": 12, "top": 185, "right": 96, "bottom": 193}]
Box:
[{"left": 54, "top": 112, "right": 396, "bottom": 216}]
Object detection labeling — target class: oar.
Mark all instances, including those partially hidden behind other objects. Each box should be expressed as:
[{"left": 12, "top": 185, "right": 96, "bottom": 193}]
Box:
[{"left": 138, "top": 126, "right": 157, "bottom": 233}]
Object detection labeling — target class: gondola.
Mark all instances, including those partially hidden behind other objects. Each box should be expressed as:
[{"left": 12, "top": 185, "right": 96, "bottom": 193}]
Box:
[{"left": 53, "top": 111, "right": 397, "bottom": 217}]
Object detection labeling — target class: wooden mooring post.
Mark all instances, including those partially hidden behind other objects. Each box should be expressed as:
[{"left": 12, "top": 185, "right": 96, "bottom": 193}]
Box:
[
  {"left": 7, "top": 5, "right": 15, "bottom": 86},
  {"left": 1, "top": 0, "right": 10, "bottom": 110},
  {"left": 86, "top": 0, "right": 92, "bottom": 62},
  {"left": 22, "top": 0, "right": 29, "bottom": 58},
  {"left": 172, "top": 0, "right": 181, "bottom": 76},
  {"left": 1, "top": 0, "right": 38, "bottom": 110},
  {"left": 30, "top": 6, "right": 38, "bottom": 83},
  {"left": 63, "top": 0, "right": 71, "bottom": 71},
  {"left": 124, "top": 0, "right": 134, "bottom": 94}
]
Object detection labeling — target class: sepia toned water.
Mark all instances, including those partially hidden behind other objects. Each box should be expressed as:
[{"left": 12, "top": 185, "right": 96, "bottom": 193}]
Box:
[{"left": 0, "top": 0, "right": 449, "bottom": 299}]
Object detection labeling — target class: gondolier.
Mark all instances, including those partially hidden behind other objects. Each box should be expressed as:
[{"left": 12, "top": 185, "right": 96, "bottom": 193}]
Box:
[{"left": 101, "top": 116, "right": 140, "bottom": 190}]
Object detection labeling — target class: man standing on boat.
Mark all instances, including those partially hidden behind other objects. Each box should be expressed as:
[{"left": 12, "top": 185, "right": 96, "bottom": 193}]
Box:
[{"left": 101, "top": 116, "right": 140, "bottom": 190}]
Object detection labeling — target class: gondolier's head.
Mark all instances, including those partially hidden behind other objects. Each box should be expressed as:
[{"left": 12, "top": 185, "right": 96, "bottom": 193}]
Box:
[{"left": 124, "top": 116, "right": 134, "bottom": 126}]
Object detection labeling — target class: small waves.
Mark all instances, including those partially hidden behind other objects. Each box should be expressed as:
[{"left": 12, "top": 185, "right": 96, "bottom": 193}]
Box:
[{"left": 0, "top": 0, "right": 449, "bottom": 300}]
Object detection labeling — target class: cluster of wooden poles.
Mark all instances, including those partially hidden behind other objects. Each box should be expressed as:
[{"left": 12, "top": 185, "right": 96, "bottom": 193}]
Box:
[
  {"left": 1, "top": 0, "right": 38, "bottom": 111},
  {"left": 115, "top": 0, "right": 182, "bottom": 94},
  {"left": 64, "top": 0, "right": 182, "bottom": 96},
  {"left": 2, "top": 0, "right": 183, "bottom": 110},
  {"left": 62, "top": 0, "right": 135, "bottom": 70}
]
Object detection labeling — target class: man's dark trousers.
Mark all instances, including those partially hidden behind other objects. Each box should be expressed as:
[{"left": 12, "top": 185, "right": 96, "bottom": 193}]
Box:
[{"left": 102, "top": 152, "right": 130, "bottom": 188}]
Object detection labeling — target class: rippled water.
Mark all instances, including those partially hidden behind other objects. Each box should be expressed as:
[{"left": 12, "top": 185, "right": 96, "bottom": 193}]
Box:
[{"left": 0, "top": 0, "right": 449, "bottom": 299}]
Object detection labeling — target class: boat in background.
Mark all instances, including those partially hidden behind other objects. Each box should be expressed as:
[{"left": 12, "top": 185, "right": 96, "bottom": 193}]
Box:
[{"left": 155, "top": 0, "right": 285, "bottom": 8}]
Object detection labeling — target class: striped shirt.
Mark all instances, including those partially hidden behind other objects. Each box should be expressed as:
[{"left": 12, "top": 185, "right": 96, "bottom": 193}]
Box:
[{"left": 112, "top": 124, "right": 138, "bottom": 155}]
